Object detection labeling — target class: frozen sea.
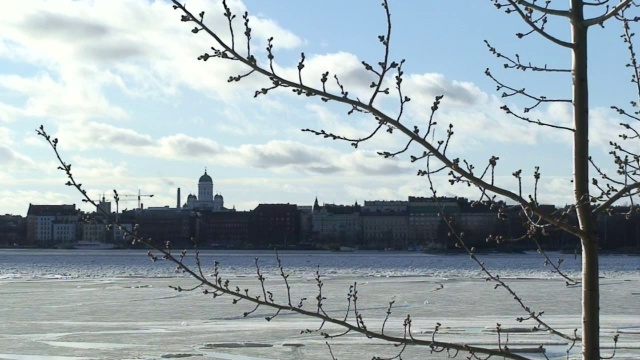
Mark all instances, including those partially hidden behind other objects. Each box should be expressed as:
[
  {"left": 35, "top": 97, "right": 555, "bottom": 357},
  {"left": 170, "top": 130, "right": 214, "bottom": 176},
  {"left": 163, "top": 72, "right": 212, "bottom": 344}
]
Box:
[{"left": 0, "top": 249, "right": 638, "bottom": 359}]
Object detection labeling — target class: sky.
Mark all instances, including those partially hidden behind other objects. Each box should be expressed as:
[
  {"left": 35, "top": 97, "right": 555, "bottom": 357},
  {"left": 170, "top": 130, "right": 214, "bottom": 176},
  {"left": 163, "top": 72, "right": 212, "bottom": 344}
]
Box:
[{"left": 0, "top": 0, "right": 637, "bottom": 216}]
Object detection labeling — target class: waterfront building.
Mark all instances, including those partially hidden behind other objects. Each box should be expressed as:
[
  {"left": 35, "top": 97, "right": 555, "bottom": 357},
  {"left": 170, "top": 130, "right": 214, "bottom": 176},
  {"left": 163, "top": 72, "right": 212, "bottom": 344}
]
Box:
[
  {"left": 134, "top": 207, "right": 195, "bottom": 248},
  {"left": 455, "top": 199, "right": 499, "bottom": 247},
  {"left": 248, "top": 204, "right": 300, "bottom": 248},
  {"left": 407, "top": 196, "right": 460, "bottom": 249},
  {"left": 297, "top": 205, "right": 313, "bottom": 244},
  {"left": 112, "top": 223, "right": 134, "bottom": 244},
  {"left": 96, "top": 197, "right": 112, "bottom": 217},
  {"left": 196, "top": 211, "right": 250, "bottom": 248},
  {"left": 0, "top": 215, "right": 27, "bottom": 246},
  {"left": 81, "top": 221, "right": 108, "bottom": 243},
  {"left": 311, "top": 199, "right": 361, "bottom": 247},
  {"left": 26, "top": 204, "right": 79, "bottom": 247},
  {"left": 361, "top": 200, "right": 408, "bottom": 249}
]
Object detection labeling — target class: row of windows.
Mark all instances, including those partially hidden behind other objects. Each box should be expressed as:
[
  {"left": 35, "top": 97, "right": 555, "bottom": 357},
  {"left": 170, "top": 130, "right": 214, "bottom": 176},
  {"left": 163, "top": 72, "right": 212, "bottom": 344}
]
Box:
[{"left": 363, "top": 234, "right": 408, "bottom": 239}]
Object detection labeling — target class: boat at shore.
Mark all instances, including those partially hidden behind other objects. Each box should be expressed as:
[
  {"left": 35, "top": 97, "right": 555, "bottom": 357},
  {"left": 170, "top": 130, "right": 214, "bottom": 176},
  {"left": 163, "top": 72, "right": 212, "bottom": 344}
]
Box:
[
  {"left": 72, "top": 241, "right": 116, "bottom": 250},
  {"left": 339, "top": 246, "right": 357, "bottom": 252}
]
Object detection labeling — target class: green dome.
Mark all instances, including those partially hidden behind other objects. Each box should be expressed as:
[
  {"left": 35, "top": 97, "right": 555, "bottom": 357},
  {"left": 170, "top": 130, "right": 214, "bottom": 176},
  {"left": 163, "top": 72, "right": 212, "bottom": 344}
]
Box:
[{"left": 199, "top": 171, "right": 212, "bottom": 183}]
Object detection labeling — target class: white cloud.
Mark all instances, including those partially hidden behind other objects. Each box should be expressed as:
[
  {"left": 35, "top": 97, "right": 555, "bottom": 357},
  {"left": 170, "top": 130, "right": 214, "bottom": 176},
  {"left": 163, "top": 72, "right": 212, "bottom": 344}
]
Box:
[
  {"left": 542, "top": 177, "right": 575, "bottom": 206},
  {"left": 248, "top": 15, "right": 305, "bottom": 50},
  {"left": 56, "top": 121, "right": 153, "bottom": 151},
  {"left": 305, "top": 103, "right": 375, "bottom": 142},
  {"left": 0, "top": 101, "right": 21, "bottom": 123},
  {"left": 0, "top": 146, "right": 35, "bottom": 169},
  {"left": 591, "top": 107, "right": 629, "bottom": 150},
  {"left": 51, "top": 119, "right": 411, "bottom": 177},
  {"left": 69, "top": 156, "right": 130, "bottom": 180},
  {"left": 0, "top": 0, "right": 308, "bottom": 125},
  {"left": 274, "top": 51, "right": 378, "bottom": 100},
  {"left": 154, "top": 134, "right": 226, "bottom": 159},
  {"left": 0, "top": 72, "right": 128, "bottom": 121},
  {"left": 0, "top": 127, "right": 36, "bottom": 169},
  {"left": 404, "top": 73, "right": 489, "bottom": 108}
]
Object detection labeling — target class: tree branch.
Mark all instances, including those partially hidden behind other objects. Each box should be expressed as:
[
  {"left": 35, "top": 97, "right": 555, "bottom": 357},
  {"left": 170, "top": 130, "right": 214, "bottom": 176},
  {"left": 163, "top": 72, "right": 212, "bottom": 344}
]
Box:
[
  {"left": 592, "top": 181, "right": 640, "bottom": 213},
  {"left": 583, "top": 0, "right": 633, "bottom": 27},
  {"left": 505, "top": 0, "right": 574, "bottom": 48},
  {"left": 516, "top": 0, "right": 571, "bottom": 17}
]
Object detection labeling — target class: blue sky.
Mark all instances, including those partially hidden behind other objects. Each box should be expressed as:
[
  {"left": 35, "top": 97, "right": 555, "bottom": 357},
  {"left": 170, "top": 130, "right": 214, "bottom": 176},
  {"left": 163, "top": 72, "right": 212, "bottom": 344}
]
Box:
[{"left": 0, "top": 0, "right": 636, "bottom": 216}]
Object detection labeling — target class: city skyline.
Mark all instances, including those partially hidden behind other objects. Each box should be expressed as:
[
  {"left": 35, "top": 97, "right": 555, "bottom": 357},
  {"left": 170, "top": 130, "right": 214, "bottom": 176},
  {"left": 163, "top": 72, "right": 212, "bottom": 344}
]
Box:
[{"left": 1, "top": 1, "right": 635, "bottom": 216}]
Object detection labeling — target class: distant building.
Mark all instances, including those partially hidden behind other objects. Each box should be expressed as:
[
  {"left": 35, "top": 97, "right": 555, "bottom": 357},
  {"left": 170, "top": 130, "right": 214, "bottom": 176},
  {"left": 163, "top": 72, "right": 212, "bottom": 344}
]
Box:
[
  {"left": 96, "top": 197, "right": 112, "bottom": 217},
  {"left": 362, "top": 200, "right": 408, "bottom": 213},
  {"left": 408, "top": 196, "right": 459, "bottom": 248},
  {"left": 113, "top": 223, "right": 134, "bottom": 245},
  {"left": 597, "top": 206, "right": 640, "bottom": 249},
  {"left": 360, "top": 200, "right": 408, "bottom": 249},
  {"left": 0, "top": 215, "right": 27, "bottom": 246},
  {"left": 183, "top": 169, "right": 229, "bottom": 211},
  {"left": 249, "top": 204, "right": 300, "bottom": 248},
  {"left": 81, "top": 220, "right": 109, "bottom": 243},
  {"left": 297, "top": 205, "right": 313, "bottom": 244},
  {"left": 135, "top": 207, "right": 196, "bottom": 248},
  {"left": 312, "top": 198, "right": 361, "bottom": 247},
  {"left": 455, "top": 199, "right": 501, "bottom": 247},
  {"left": 196, "top": 211, "right": 250, "bottom": 248},
  {"left": 26, "top": 204, "right": 79, "bottom": 247}
]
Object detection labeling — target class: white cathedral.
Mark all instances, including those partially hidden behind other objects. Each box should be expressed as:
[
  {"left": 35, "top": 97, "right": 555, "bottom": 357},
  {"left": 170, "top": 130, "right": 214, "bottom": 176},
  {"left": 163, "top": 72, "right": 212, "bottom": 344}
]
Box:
[{"left": 182, "top": 169, "right": 229, "bottom": 211}]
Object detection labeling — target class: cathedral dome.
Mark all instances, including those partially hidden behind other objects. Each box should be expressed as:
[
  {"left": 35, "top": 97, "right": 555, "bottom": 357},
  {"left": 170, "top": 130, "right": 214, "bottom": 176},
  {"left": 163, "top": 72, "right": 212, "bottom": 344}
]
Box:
[
  {"left": 199, "top": 170, "right": 212, "bottom": 183},
  {"left": 214, "top": 194, "right": 223, "bottom": 199}
]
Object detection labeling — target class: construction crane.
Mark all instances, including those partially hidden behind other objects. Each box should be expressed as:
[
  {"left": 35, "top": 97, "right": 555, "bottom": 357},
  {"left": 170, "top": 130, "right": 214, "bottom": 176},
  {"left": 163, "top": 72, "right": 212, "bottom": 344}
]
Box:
[{"left": 120, "top": 189, "right": 154, "bottom": 210}]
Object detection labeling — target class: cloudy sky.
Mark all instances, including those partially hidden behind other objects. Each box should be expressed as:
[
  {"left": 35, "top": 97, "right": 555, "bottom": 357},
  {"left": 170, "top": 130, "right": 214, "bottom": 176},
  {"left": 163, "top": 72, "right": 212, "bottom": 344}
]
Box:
[{"left": 0, "top": 0, "right": 636, "bottom": 216}]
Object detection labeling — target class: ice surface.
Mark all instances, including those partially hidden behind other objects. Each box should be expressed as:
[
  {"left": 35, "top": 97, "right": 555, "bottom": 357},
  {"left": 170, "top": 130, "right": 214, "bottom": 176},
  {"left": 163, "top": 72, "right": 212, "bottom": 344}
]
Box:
[{"left": 0, "top": 250, "right": 638, "bottom": 359}]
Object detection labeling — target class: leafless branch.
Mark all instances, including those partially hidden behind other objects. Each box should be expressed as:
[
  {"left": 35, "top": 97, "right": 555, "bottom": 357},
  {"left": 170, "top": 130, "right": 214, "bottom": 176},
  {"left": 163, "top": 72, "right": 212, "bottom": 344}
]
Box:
[
  {"left": 584, "top": 0, "right": 633, "bottom": 26},
  {"left": 484, "top": 40, "right": 571, "bottom": 73},
  {"left": 515, "top": 0, "right": 571, "bottom": 17},
  {"left": 501, "top": 1, "right": 574, "bottom": 48}
]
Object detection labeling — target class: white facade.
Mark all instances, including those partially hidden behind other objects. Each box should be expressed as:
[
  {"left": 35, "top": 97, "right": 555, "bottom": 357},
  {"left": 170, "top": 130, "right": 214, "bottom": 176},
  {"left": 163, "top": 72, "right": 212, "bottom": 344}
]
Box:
[
  {"left": 213, "top": 194, "right": 223, "bottom": 211},
  {"left": 198, "top": 171, "right": 214, "bottom": 202},
  {"left": 53, "top": 223, "right": 76, "bottom": 243},
  {"left": 31, "top": 213, "right": 77, "bottom": 245},
  {"left": 35, "top": 216, "right": 54, "bottom": 242}
]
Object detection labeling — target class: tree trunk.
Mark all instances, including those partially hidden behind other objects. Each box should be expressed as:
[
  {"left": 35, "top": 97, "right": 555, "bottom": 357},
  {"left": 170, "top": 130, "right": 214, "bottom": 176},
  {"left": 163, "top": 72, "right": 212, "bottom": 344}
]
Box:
[{"left": 571, "top": 1, "right": 600, "bottom": 358}]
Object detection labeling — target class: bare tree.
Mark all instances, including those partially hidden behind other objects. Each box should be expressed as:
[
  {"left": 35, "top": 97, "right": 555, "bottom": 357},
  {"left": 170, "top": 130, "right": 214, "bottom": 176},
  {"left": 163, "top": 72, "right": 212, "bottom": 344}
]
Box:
[{"left": 38, "top": 0, "right": 640, "bottom": 359}]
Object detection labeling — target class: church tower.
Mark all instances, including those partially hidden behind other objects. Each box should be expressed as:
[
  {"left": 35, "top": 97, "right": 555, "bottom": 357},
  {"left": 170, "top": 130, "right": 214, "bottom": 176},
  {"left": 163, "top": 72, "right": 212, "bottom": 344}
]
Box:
[{"left": 198, "top": 169, "right": 214, "bottom": 202}]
